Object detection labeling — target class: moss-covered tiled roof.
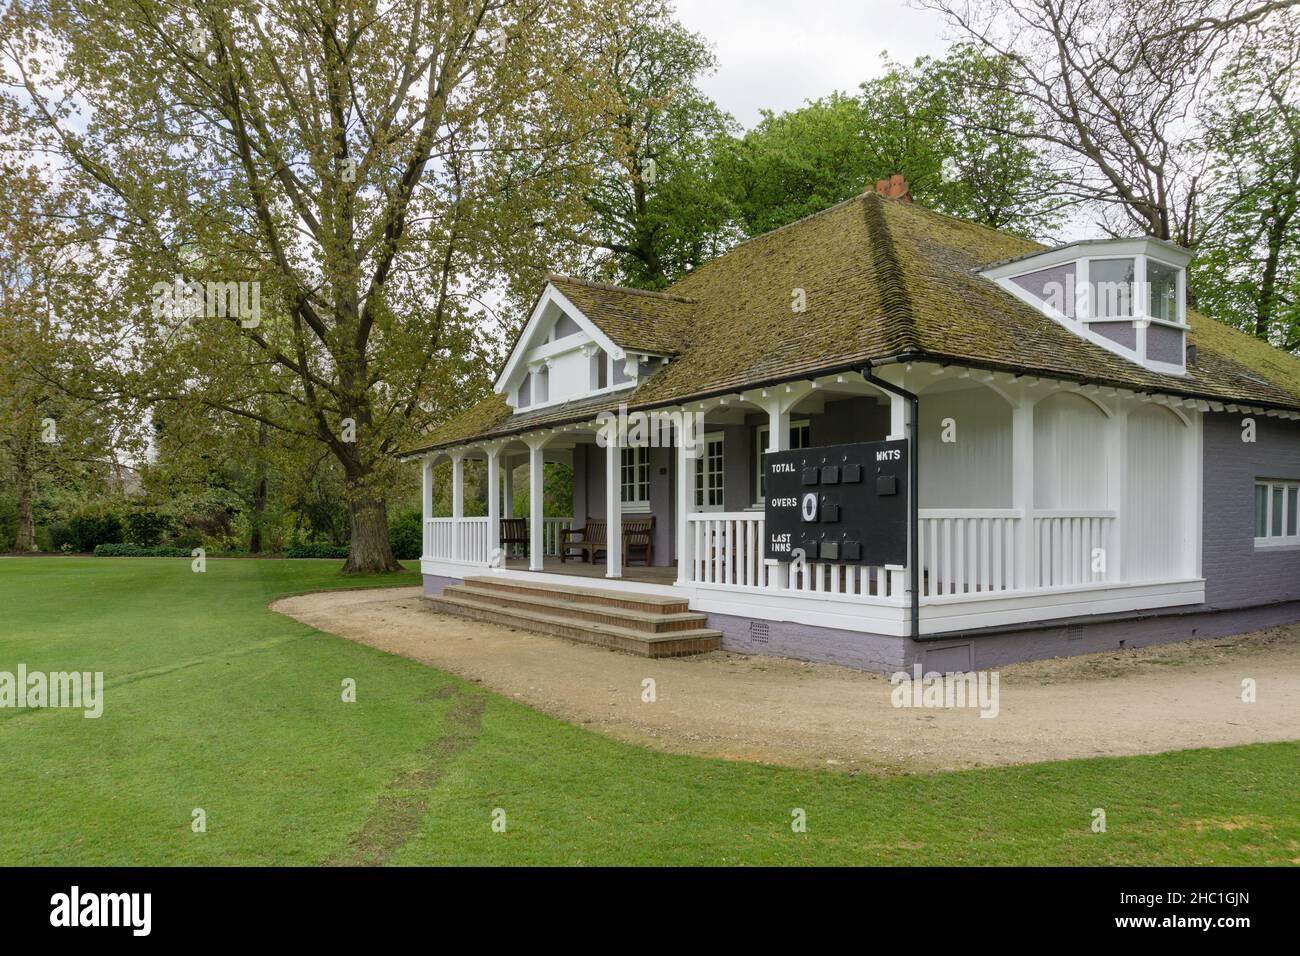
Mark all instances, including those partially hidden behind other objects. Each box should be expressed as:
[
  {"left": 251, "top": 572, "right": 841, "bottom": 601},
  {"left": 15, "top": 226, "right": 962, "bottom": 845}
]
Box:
[
  {"left": 407, "top": 192, "right": 1300, "bottom": 454},
  {"left": 546, "top": 275, "right": 695, "bottom": 355}
]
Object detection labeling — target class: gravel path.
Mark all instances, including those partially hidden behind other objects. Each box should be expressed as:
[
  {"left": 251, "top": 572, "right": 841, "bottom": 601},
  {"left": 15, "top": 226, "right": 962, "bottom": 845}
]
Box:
[{"left": 273, "top": 587, "right": 1300, "bottom": 772}]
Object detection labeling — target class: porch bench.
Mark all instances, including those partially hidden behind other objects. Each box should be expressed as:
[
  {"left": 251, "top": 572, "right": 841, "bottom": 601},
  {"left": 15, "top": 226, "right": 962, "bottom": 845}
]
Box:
[
  {"left": 560, "top": 516, "right": 656, "bottom": 566},
  {"left": 499, "top": 517, "right": 529, "bottom": 557}
]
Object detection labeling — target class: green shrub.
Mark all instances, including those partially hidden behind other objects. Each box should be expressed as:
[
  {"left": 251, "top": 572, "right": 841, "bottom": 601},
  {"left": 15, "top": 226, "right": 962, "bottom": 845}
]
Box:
[
  {"left": 93, "top": 543, "right": 191, "bottom": 557},
  {"left": 47, "top": 522, "right": 76, "bottom": 552},
  {"left": 285, "top": 543, "right": 350, "bottom": 559},
  {"left": 388, "top": 509, "right": 422, "bottom": 561},
  {"left": 125, "top": 510, "right": 171, "bottom": 547},
  {"left": 69, "top": 510, "right": 124, "bottom": 553}
]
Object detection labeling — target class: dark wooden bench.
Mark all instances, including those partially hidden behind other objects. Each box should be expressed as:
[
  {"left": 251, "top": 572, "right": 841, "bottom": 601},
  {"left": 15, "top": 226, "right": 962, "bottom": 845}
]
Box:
[
  {"left": 561, "top": 516, "right": 655, "bottom": 566},
  {"left": 499, "top": 517, "right": 529, "bottom": 556}
]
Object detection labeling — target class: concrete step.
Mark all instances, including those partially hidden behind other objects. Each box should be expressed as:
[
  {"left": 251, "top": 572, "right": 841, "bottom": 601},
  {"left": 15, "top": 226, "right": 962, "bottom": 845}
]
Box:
[
  {"left": 441, "top": 584, "right": 709, "bottom": 634},
  {"left": 429, "top": 592, "right": 721, "bottom": 658},
  {"left": 461, "top": 575, "right": 691, "bottom": 615}
]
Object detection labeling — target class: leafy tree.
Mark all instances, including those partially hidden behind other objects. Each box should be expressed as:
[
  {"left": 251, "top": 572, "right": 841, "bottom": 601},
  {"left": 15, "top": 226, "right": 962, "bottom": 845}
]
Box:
[
  {"left": 556, "top": 0, "right": 738, "bottom": 288},
  {"left": 921, "top": 0, "right": 1288, "bottom": 245},
  {"left": 1192, "top": 12, "right": 1300, "bottom": 350},
  {"left": 0, "top": 164, "right": 123, "bottom": 551},
  {"left": 718, "top": 48, "right": 1062, "bottom": 239},
  {"left": 1, "top": 0, "right": 612, "bottom": 571}
]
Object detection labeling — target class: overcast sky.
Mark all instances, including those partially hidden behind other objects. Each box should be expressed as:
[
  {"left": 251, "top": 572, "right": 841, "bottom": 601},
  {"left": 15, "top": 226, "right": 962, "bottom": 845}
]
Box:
[{"left": 674, "top": 0, "right": 953, "bottom": 128}]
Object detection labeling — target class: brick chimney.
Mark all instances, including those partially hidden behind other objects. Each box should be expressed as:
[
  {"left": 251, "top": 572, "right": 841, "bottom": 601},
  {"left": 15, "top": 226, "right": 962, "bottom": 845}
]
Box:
[{"left": 868, "top": 174, "right": 913, "bottom": 202}]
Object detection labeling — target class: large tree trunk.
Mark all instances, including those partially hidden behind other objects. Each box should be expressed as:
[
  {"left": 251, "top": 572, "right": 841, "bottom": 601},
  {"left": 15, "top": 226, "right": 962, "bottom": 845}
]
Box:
[
  {"left": 344, "top": 493, "right": 402, "bottom": 573},
  {"left": 13, "top": 450, "right": 35, "bottom": 552}
]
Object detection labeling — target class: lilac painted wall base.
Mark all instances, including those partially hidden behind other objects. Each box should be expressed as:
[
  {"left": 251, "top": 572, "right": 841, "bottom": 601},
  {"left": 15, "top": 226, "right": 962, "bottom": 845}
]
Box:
[
  {"left": 422, "top": 574, "right": 460, "bottom": 597},
  {"left": 708, "top": 601, "right": 1300, "bottom": 674}
]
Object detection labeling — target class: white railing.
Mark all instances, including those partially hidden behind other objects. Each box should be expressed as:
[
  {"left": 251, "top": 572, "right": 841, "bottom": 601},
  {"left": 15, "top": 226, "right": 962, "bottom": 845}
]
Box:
[
  {"left": 543, "top": 517, "right": 573, "bottom": 556},
  {"left": 426, "top": 516, "right": 574, "bottom": 562},
  {"left": 1032, "top": 510, "right": 1115, "bottom": 588},
  {"left": 686, "top": 512, "right": 900, "bottom": 601},
  {"left": 689, "top": 513, "right": 768, "bottom": 588},
  {"left": 919, "top": 509, "right": 1021, "bottom": 598},
  {"left": 425, "top": 517, "right": 492, "bottom": 566}
]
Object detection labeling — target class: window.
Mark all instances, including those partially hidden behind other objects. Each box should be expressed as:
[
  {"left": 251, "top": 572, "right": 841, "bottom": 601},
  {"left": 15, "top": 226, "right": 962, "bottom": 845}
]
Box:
[
  {"left": 621, "top": 446, "right": 649, "bottom": 510},
  {"left": 1147, "top": 260, "right": 1180, "bottom": 322},
  {"left": 517, "top": 372, "right": 532, "bottom": 408},
  {"left": 695, "top": 434, "right": 725, "bottom": 510},
  {"left": 1090, "top": 258, "right": 1135, "bottom": 318},
  {"left": 1255, "top": 479, "right": 1300, "bottom": 545},
  {"left": 755, "top": 420, "right": 811, "bottom": 502}
]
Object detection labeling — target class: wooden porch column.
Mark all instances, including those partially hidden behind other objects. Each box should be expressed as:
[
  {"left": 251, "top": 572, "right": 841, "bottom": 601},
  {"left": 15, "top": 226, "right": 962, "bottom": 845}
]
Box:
[
  {"left": 525, "top": 435, "right": 547, "bottom": 571},
  {"left": 450, "top": 450, "right": 465, "bottom": 561},
  {"left": 605, "top": 424, "right": 623, "bottom": 579},
  {"left": 1011, "top": 395, "right": 1035, "bottom": 590},
  {"left": 674, "top": 411, "right": 695, "bottom": 586},
  {"left": 421, "top": 456, "right": 434, "bottom": 559},
  {"left": 486, "top": 444, "right": 502, "bottom": 568}
]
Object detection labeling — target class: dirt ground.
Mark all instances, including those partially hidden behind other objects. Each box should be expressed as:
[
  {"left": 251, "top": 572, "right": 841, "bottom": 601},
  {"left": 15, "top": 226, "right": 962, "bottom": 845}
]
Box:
[{"left": 273, "top": 587, "right": 1300, "bottom": 773}]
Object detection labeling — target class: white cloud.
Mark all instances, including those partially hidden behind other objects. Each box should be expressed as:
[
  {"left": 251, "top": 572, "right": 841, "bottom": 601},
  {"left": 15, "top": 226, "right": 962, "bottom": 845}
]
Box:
[{"left": 674, "top": 0, "right": 952, "bottom": 127}]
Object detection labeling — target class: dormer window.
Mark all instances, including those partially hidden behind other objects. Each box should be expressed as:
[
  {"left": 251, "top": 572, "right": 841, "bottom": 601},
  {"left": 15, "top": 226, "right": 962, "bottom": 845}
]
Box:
[{"left": 979, "top": 237, "right": 1192, "bottom": 376}]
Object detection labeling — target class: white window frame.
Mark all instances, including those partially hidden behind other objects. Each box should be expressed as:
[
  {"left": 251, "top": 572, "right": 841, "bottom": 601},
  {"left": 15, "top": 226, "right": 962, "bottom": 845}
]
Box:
[
  {"left": 1254, "top": 478, "right": 1300, "bottom": 548},
  {"left": 694, "top": 432, "right": 726, "bottom": 512},
  {"left": 1087, "top": 256, "right": 1137, "bottom": 320},
  {"left": 754, "top": 419, "right": 811, "bottom": 506},
  {"left": 621, "top": 446, "right": 651, "bottom": 513}
]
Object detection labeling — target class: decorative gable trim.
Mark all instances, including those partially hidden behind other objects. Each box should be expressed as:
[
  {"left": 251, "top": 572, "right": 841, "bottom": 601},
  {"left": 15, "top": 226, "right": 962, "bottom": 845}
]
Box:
[{"left": 495, "top": 283, "right": 625, "bottom": 394}]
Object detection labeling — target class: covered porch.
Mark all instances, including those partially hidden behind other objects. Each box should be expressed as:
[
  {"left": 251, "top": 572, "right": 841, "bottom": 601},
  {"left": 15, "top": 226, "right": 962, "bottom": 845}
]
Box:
[{"left": 418, "top": 361, "right": 1207, "bottom": 637}]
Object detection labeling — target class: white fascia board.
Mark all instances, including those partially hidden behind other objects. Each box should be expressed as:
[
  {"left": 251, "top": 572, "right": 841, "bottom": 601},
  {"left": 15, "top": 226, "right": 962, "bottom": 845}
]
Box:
[
  {"left": 494, "top": 283, "right": 625, "bottom": 393},
  {"left": 977, "top": 237, "right": 1192, "bottom": 281}
]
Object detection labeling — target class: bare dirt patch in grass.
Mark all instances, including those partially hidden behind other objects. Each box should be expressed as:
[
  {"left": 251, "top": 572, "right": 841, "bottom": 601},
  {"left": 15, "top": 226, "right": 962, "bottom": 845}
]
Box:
[{"left": 275, "top": 588, "right": 1300, "bottom": 774}]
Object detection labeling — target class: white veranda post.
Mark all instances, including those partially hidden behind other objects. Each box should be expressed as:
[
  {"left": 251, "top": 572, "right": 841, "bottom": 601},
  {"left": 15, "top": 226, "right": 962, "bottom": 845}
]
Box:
[
  {"left": 674, "top": 412, "right": 694, "bottom": 586},
  {"left": 526, "top": 435, "right": 546, "bottom": 572},
  {"left": 486, "top": 444, "right": 501, "bottom": 568},
  {"left": 605, "top": 421, "right": 623, "bottom": 579},
  {"left": 421, "top": 456, "right": 433, "bottom": 559},
  {"left": 450, "top": 451, "right": 465, "bottom": 561}
]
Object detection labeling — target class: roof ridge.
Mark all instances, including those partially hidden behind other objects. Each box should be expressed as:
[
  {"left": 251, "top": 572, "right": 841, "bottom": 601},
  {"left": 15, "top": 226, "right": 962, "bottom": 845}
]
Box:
[
  {"left": 863, "top": 192, "right": 918, "bottom": 352},
  {"left": 547, "top": 273, "right": 698, "bottom": 305}
]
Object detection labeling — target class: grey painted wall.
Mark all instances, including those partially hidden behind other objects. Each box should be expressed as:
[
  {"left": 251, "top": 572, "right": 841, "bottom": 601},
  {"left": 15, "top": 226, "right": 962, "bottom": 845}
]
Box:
[
  {"left": 1093, "top": 321, "right": 1136, "bottom": 349},
  {"left": 1200, "top": 411, "right": 1300, "bottom": 608},
  {"left": 1011, "top": 263, "right": 1076, "bottom": 317},
  {"left": 573, "top": 441, "right": 674, "bottom": 566},
  {"left": 1146, "top": 323, "right": 1185, "bottom": 366}
]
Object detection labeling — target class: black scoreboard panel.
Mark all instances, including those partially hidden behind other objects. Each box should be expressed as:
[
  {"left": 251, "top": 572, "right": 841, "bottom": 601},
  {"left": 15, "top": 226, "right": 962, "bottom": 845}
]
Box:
[{"left": 764, "top": 439, "right": 908, "bottom": 566}]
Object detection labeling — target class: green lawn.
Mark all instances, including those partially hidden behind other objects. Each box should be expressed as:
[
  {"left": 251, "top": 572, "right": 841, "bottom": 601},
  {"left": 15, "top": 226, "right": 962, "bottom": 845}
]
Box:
[{"left": 0, "top": 557, "right": 1295, "bottom": 866}]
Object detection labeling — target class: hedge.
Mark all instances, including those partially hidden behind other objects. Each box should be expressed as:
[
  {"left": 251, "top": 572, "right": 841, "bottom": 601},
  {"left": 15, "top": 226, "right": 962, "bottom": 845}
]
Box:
[{"left": 93, "top": 543, "right": 191, "bottom": 557}]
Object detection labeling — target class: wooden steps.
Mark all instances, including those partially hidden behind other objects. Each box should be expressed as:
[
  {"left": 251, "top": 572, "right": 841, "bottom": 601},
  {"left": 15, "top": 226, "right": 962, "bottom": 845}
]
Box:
[{"left": 427, "top": 576, "right": 721, "bottom": 658}]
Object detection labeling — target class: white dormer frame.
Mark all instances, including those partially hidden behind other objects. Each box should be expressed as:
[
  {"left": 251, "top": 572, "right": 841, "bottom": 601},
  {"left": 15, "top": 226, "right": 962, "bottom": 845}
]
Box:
[
  {"left": 496, "top": 282, "right": 626, "bottom": 394},
  {"left": 979, "top": 237, "right": 1193, "bottom": 377},
  {"left": 498, "top": 282, "right": 673, "bottom": 413}
]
